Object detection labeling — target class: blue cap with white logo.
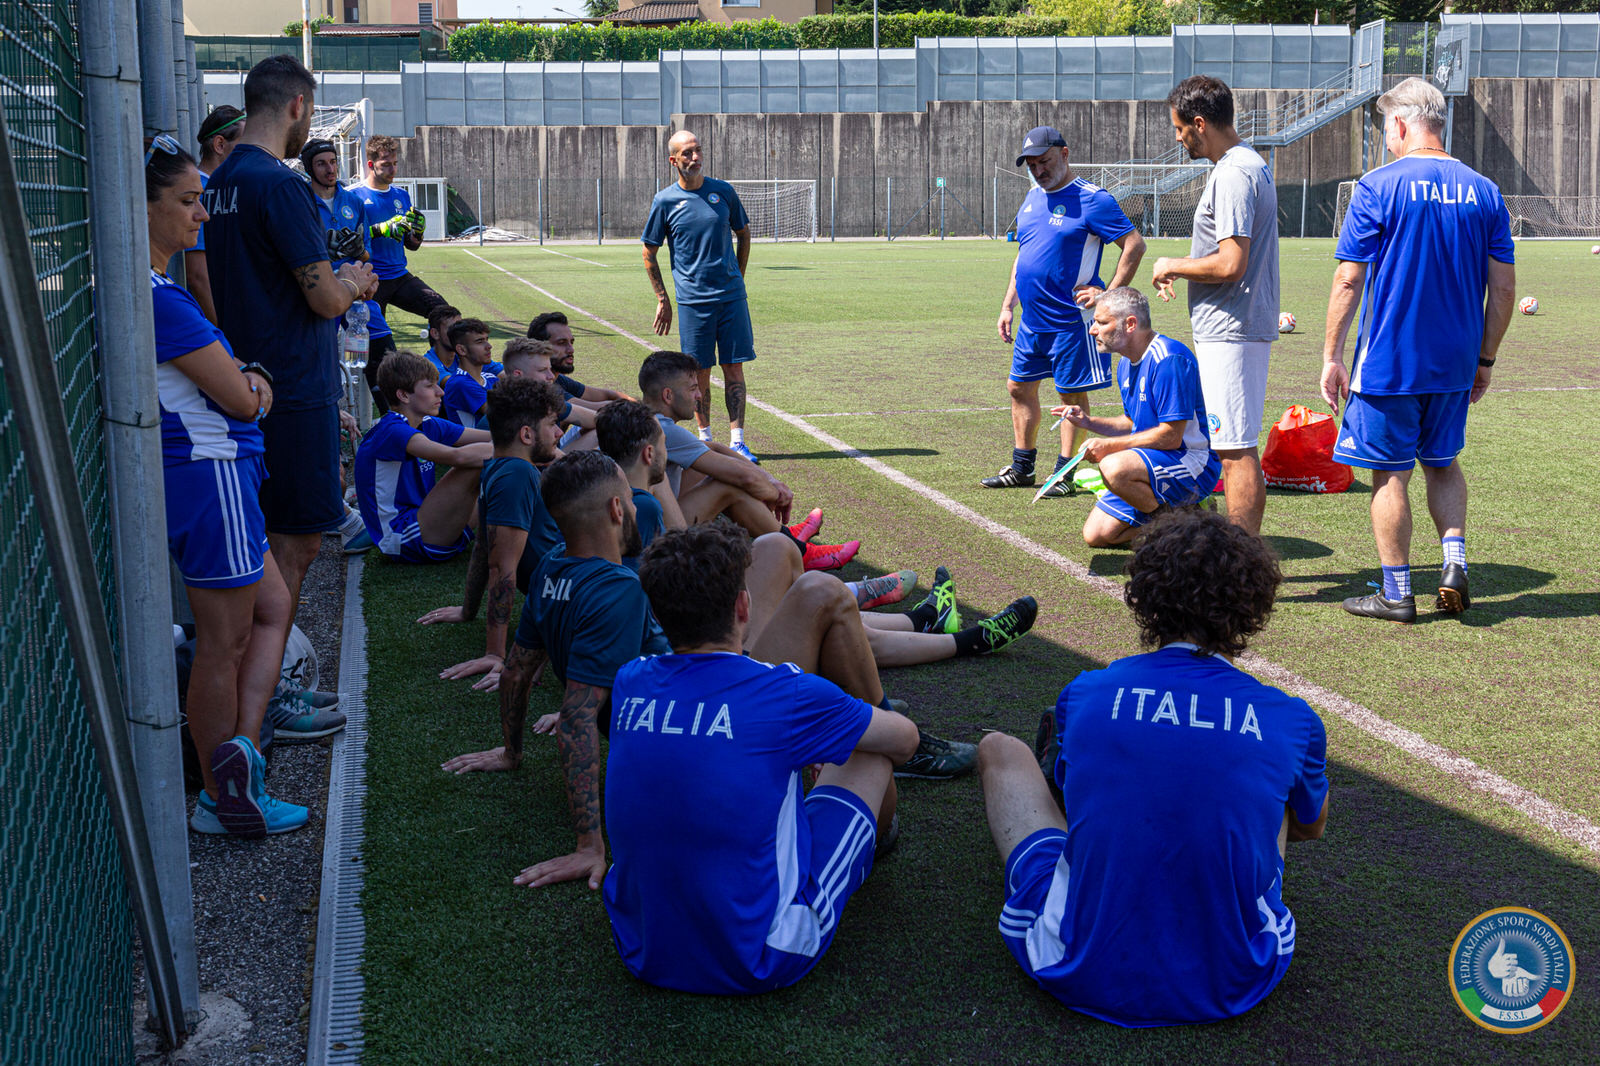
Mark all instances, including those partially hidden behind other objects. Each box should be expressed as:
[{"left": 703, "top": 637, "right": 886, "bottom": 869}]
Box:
[{"left": 1015, "top": 126, "right": 1067, "bottom": 167}]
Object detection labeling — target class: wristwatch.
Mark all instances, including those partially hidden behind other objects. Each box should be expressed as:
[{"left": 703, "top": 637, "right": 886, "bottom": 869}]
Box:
[
  {"left": 239, "top": 362, "right": 274, "bottom": 384},
  {"left": 1478, "top": 357, "right": 1496, "bottom": 367}
]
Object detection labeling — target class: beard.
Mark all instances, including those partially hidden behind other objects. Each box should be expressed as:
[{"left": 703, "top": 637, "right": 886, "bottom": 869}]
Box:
[
  {"left": 621, "top": 508, "right": 643, "bottom": 558},
  {"left": 553, "top": 354, "right": 575, "bottom": 374}
]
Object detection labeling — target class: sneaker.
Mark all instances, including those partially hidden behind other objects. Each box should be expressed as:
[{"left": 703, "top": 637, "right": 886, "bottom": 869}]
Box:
[
  {"left": 787, "top": 507, "right": 824, "bottom": 543},
  {"left": 802, "top": 539, "right": 860, "bottom": 572},
  {"left": 276, "top": 679, "right": 339, "bottom": 711},
  {"left": 874, "top": 813, "right": 902, "bottom": 859},
  {"left": 730, "top": 441, "right": 761, "bottom": 465},
  {"left": 1033, "top": 710, "right": 1059, "bottom": 781},
  {"left": 972, "top": 596, "right": 1039, "bottom": 654},
  {"left": 266, "top": 688, "right": 347, "bottom": 742},
  {"left": 1436, "top": 563, "right": 1471, "bottom": 614},
  {"left": 337, "top": 506, "right": 365, "bottom": 539},
  {"left": 855, "top": 570, "right": 917, "bottom": 611},
  {"left": 1039, "top": 476, "right": 1075, "bottom": 499},
  {"left": 342, "top": 526, "right": 374, "bottom": 555},
  {"left": 1341, "top": 591, "right": 1417, "bottom": 623},
  {"left": 894, "top": 733, "right": 978, "bottom": 779},
  {"left": 980, "top": 465, "right": 1035, "bottom": 489},
  {"left": 196, "top": 736, "right": 265, "bottom": 838},
  {"left": 245, "top": 739, "right": 310, "bottom": 835},
  {"left": 917, "top": 565, "right": 961, "bottom": 634}
]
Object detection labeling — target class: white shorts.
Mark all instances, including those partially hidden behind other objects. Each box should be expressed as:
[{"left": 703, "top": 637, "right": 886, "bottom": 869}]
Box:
[{"left": 1193, "top": 340, "right": 1272, "bottom": 451}]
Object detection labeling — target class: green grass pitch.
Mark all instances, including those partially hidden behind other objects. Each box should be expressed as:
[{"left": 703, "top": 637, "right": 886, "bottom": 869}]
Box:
[{"left": 355, "top": 237, "right": 1600, "bottom": 1064}]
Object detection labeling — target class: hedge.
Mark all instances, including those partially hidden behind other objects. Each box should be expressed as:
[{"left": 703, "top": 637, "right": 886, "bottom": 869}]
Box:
[{"left": 446, "top": 10, "right": 1175, "bottom": 63}]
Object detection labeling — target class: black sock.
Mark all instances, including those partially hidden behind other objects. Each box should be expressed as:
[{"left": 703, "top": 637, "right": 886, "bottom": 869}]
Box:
[
  {"left": 953, "top": 626, "right": 985, "bottom": 657},
  {"left": 1012, "top": 447, "right": 1037, "bottom": 476},
  {"left": 905, "top": 601, "right": 938, "bottom": 633},
  {"left": 1053, "top": 453, "right": 1070, "bottom": 472},
  {"left": 780, "top": 527, "right": 806, "bottom": 554}
]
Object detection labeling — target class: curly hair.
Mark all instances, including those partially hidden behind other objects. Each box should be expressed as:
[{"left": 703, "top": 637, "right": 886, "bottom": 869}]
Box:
[
  {"left": 485, "top": 376, "right": 564, "bottom": 448},
  {"left": 365, "top": 134, "right": 400, "bottom": 162},
  {"left": 1123, "top": 509, "right": 1280, "bottom": 658},
  {"left": 638, "top": 520, "right": 751, "bottom": 650}
]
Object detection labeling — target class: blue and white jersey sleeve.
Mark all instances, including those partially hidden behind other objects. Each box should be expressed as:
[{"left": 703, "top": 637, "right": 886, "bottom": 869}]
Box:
[
  {"left": 442, "top": 373, "right": 489, "bottom": 429},
  {"left": 151, "top": 269, "right": 263, "bottom": 465}
]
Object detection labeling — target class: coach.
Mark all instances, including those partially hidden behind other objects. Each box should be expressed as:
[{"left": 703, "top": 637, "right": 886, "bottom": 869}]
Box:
[
  {"left": 642, "top": 129, "right": 761, "bottom": 465},
  {"left": 202, "top": 55, "right": 377, "bottom": 623},
  {"left": 987, "top": 126, "right": 1145, "bottom": 493},
  {"left": 1152, "top": 76, "right": 1279, "bottom": 536},
  {"left": 1322, "top": 78, "right": 1515, "bottom": 623}
]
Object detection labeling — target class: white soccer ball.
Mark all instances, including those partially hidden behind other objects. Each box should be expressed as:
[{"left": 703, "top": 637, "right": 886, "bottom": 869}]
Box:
[
  {"left": 1278, "top": 311, "right": 1297, "bottom": 334},
  {"left": 1591, "top": 245, "right": 1599, "bottom": 254},
  {"left": 1518, "top": 296, "right": 1539, "bottom": 316},
  {"left": 280, "top": 624, "right": 319, "bottom": 693}
]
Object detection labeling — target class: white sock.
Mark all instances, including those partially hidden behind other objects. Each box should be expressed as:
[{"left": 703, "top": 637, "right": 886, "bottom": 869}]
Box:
[
  {"left": 730, "top": 428, "right": 744, "bottom": 446},
  {"left": 697, "top": 427, "right": 712, "bottom": 442}
]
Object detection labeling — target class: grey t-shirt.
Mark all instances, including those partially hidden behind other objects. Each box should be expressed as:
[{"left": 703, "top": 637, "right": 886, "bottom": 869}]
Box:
[
  {"left": 1188, "top": 144, "right": 1280, "bottom": 343},
  {"left": 655, "top": 413, "right": 709, "bottom": 495}
]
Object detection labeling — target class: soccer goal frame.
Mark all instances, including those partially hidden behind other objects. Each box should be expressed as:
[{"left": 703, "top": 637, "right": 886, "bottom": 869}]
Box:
[{"left": 726, "top": 179, "right": 817, "bottom": 243}]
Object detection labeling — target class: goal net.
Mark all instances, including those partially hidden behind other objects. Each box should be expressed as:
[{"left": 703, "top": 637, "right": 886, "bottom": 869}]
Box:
[
  {"left": 1334, "top": 180, "right": 1357, "bottom": 241},
  {"left": 996, "top": 164, "right": 1212, "bottom": 239},
  {"left": 727, "top": 180, "right": 816, "bottom": 242},
  {"left": 1338, "top": 184, "right": 1600, "bottom": 240}
]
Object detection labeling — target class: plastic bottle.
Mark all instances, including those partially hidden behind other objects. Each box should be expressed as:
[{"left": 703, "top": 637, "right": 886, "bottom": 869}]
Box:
[{"left": 342, "top": 301, "right": 370, "bottom": 370}]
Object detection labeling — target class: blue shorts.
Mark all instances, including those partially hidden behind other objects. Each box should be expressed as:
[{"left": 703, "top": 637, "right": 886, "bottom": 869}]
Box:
[
  {"left": 1010, "top": 322, "right": 1113, "bottom": 394},
  {"left": 759, "top": 785, "right": 878, "bottom": 990},
  {"left": 1095, "top": 448, "right": 1221, "bottom": 528},
  {"left": 165, "top": 456, "right": 270, "bottom": 589},
  {"left": 999, "top": 827, "right": 1069, "bottom": 980},
  {"left": 382, "top": 510, "right": 472, "bottom": 564},
  {"left": 259, "top": 403, "right": 344, "bottom": 535},
  {"left": 679, "top": 299, "right": 756, "bottom": 369},
  {"left": 1333, "top": 390, "right": 1469, "bottom": 471}
]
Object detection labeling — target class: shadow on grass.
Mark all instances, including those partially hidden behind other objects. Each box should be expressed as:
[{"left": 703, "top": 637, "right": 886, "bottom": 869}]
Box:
[
  {"left": 1278, "top": 562, "right": 1589, "bottom": 621},
  {"left": 762, "top": 448, "right": 940, "bottom": 461}
]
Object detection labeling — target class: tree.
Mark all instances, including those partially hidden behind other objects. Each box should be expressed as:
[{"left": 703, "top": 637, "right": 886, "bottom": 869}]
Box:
[
  {"left": 584, "top": 0, "right": 619, "bottom": 17},
  {"left": 283, "top": 15, "right": 334, "bottom": 36}
]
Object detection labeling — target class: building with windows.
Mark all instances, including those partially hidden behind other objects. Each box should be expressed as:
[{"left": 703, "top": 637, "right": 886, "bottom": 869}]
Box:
[{"left": 609, "top": 0, "right": 831, "bottom": 27}]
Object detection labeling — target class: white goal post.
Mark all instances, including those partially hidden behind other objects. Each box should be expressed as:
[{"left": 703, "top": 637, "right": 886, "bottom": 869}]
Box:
[
  {"left": 1338, "top": 180, "right": 1600, "bottom": 241},
  {"left": 726, "top": 179, "right": 817, "bottom": 242}
]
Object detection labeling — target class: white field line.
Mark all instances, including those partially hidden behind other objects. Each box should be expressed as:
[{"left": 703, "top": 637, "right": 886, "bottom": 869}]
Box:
[
  {"left": 539, "top": 247, "right": 609, "bottom": 267},
  {"left": 801, "top": 406, "right": 1011, "bottom": 418},
  {"left": 464, "top": 249, "right": 1600, "bottom": 856}
]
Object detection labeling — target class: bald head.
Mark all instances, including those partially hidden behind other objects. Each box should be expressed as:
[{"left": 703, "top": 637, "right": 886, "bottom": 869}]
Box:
[{"left": 667, "top": 130, "right": 704, "bottom": 187}]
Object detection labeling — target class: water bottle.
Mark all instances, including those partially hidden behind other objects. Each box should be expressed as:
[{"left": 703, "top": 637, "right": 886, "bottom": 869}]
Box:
[{"left": 342, "top": 301, "right": 370, "bottom": 370}]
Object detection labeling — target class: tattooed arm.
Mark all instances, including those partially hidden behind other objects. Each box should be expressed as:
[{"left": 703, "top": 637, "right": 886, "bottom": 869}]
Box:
[
  {"left": 643, "top": 242, "right": 673, "bottom": 336},
  {"left": 417, "top": 532, "right": 488, "bottom": 626},
  {"left": 293, "top": 258, "right": 376, "bottom": 319},
  {"left": 439, "top": 641, "right": 548, "bottom": 776},
  {"left": 513, "top": 680, "right": 610, "bottom": 890},
  {"left": 434, "top": 524, "right": 528, "bottom": 690}
]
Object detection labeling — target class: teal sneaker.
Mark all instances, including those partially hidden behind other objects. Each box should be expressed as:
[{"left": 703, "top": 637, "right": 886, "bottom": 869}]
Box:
[
  {"left": 246, "top": 738, "right": 310, "bottom": 835},
  {"left": 266, "top": 687, "right": 347, "bottom": 743},
  {"left": 916, "top": 566, "right": 961, "bottom": 635},
  {"left": 276, "top": 679, "right": 339, "bottom": 711},
  {"left": 195, "top": 736, "right": 265, "bottom": 837},
  {"left": 972, "top": 596, "right": 1038, "bottom": 654}
]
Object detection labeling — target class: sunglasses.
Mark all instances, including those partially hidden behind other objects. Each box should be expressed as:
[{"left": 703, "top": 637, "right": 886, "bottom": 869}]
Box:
[{"left": 144, "top": 133, "right": 181, "bottom": 167}]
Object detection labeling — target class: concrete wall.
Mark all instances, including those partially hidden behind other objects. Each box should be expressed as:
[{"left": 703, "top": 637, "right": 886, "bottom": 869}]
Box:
[{"left": 1450, "top": 78, "right": 1600, "bottom": 198}]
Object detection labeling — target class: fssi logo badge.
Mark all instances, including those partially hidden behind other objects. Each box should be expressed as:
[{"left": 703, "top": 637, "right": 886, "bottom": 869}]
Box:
[{"left": 1449, "top": 907, "right": 1574, "bottom": 1033}]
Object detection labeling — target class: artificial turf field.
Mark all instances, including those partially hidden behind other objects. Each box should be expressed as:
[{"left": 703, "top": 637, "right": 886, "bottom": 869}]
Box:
[{"left": 356, "top": 237, "right": 1599, "bottom": 1064}]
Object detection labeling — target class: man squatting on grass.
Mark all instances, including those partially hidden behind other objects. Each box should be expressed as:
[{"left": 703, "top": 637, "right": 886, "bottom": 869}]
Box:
[{"left": 979, "top": 509, "right": 1329, "bottom": 1026}]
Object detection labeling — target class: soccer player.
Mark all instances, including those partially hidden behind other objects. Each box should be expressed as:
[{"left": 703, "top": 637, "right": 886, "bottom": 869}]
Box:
[
  {"left": 354, "top": 352, "right": 493, "bottom": 563},
  {"left": 185, "top": 104, "right": 245, "bottom": 323},
  {"left": 978, "top": 509, "right": 1329, "bottom": 1026},
  {"left": 422, "top": 303, "right": 462, "bottom": 381},
  {"left": 418, "top": 377, "right": 568, "bottom": 691},
  {"left": 1321, "top": 78, "right": 1516, "bottom": 623},
  {"left": 642, "top": 130, "right": 761, "bottom": 463},
  {"left": 988, "top": 126, "right": 1145, "bottom": 493},
  {"left": 594, "top": 399, "right": 687, "bottom": 566},
  {"left": 352, "top": 134, "right": 448, "bottom": 319},
  {"left": 440, "top": 317, "right": 498, "bottom": 429},
  {"left": 1152, "top": 76, "right": 1279, "bottom": 536},
  {"left": 201, "top": 55, "right": 377, "bottom": 648},
  {"left": 441, "top": 451, "right": 673, "bottom": 891},
  {"left": 602, "top": 521, "right": 922, "bottom": 993},
  {"left": 638, "top": 350, "right": 861, "bottom": 571},
  {"left": 529, "top": 310, "right": 633, "bottom": 405},
  {"left": 1053, "top": 288, "right": 1220, "bottom": 548}
]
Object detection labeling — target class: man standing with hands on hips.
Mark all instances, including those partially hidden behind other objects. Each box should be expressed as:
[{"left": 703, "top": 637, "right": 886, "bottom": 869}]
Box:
[
  {"left": 1152, "top": 76, "right": 1279, "bottom": 536},
  {"left": 642, "top": 130, "right": 761, "bottom": 464}
]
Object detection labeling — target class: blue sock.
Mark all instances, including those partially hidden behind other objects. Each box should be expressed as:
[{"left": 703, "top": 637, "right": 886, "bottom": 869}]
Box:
[
  {"left": 1442, "top": 536, "right": 1466, "bottom": 570},
  {"left": 1381, "top": 565, "right": 1412, "bottom": 600},
  {"left": 1053, "top": 453, "right": 1070, "bottom": 472},
  {"left": 1012, "top": 448, "right": 1037, "bottom": 476}
]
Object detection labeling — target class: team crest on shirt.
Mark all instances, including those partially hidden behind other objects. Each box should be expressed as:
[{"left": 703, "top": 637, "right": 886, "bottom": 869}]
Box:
[
  {"left": 1209, "top": 414, "right": 1221, "bottom": 432},
  {"left": 708, "top": 192, "right": 721, "bottom": 204},
  {"left": 342, "top": 206, "right": 355, "bottom": 219},
  {"left": 1448, "top": 907, "right": 1574, "bottom": 1034},
  {"left": 1052, "top": 204, "right": 1067, "bottom": 216}
]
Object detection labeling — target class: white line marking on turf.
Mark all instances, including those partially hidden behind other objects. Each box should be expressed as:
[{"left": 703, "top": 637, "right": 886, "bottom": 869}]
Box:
[
  {"left": 801, "top": 406, "right": 1010, "bottom": 419},
  {"left": 539, "top": 247, "right": 609, "bottom": 267},
  {"left": 470, "top": 250, "right": 1600, "bottom": 856}
]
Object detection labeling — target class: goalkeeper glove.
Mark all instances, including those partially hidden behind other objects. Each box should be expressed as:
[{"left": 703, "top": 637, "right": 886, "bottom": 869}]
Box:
[
  {"left": 326, "top": 226, "right": 368, "bottom": 263},
  {"left": 370, "top": 213, "right": 412, "bottom": 241},
  {"left": 405, "top": 208, "right": 426, "bottom": 237}
]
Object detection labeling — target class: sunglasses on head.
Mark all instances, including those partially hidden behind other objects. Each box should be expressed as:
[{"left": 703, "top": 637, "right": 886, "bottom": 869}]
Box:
[{"left": 144, "top": 134, "right": 181, "bottom": 167}]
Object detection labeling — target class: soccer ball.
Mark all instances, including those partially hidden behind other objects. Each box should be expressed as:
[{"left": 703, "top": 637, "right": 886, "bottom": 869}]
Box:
[
  {"left": 1278, "top": 311, "right": 1297, "bottom": 334},
  {"left": 1518, "top": 296, "right": 1539, "bottom": 316},
  {"left": 1591, "top": 245, "right": 1599, "bottom": 254}
]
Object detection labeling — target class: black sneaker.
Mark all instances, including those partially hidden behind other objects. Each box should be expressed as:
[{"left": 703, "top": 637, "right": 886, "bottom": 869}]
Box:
[
  {"left": 874, "top": 813, "right": 901, "bottom": 859},
  {"left": 974, "top": 596, "right": 1039, "bottom": 653},
  {"left": 1039, "top": 476, "right": 1075, "bottom": 498},
  {"left": 916, "top": 566, "right": 961, "bottom": 634},
  {"left": 1341, "top": 592, "right": 1417, "bottom": 623},
  {"left": 1033, "top": 710, "right": 1059, "bottom": 780},
  {"left": 894, "top": 733, "right": 977, "bottom": 779},
  {"left": 1436, "top": 563, "right": 1471, "bottom": 614},
  {"left": 981, "top": 465, "right": 1035, "bottom": 489}
]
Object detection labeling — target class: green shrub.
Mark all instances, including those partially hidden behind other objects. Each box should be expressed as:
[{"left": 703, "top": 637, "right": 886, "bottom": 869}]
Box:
[{"left": 283, "top": 15, "right": 334, "bottom": 36}]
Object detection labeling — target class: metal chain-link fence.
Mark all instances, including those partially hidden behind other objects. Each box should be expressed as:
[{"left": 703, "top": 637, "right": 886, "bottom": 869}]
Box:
[{"left": 0, "top": 0, "right": 133, "bottom": 1062}]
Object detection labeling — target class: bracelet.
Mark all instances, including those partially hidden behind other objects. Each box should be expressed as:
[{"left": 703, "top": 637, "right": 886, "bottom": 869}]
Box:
[
  {"left": 238, "top": 362, "right": 274, "bottom": 385},
  {"left": 1478, "top": 357, "right": 1496, "bottom": 367},
  {"left": 338, "top": 276, "right": 360, "bottom": 296}
]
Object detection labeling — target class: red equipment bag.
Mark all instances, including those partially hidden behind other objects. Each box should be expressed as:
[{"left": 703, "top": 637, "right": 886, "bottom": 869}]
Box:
[{"left": 1260, "top": 405, "right": 1353, "bottom": 493}]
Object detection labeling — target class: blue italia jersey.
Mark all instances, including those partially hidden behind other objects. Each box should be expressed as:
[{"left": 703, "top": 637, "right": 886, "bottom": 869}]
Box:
[
  {"left": 1013, "top": 179, "right": 1134, "bottom": 334},
  {"left": 151, "top": 269, "right": 263, "bottom": 466},
  {"left": 1337, "top": 155, "right": 1514, "bottom": 396},
  {"left": 350, "top": 183, "right": 413, "bottom": 281},
  {"left": 1023, "top": 645, "right": 1329, "bottom": 1026},
  {"left": 423, "top": 347, "right": 457, "bottom": 381},
  {"left": 441, "top": 369, "right": 498, "bottom": 429},
  {"left": 1118, "top": 334, "right": 1214, "bottom": 476},
  {"left": 603, "top": 652, "right": 874, "bottom": 994},
  {"left": 622, "top": 487, "right": 665, "bottom": 573},
  {"left": 353, "top": 412, "right": 465, "bottom": 554},
  {"left": 513, "top": 550, "right": 670, "bottom": 686},
  {"left": 478, "top": 456, "right": 564, "bottom": 595},
  {"left": 641, "top": 179, "right": 749, "bottom": 305}
]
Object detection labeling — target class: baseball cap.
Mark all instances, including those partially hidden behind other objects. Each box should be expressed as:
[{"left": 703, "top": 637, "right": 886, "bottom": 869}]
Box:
[
  {"left": 1015, "top": 126, "right": 1067, "bottom": 167},
  {"left": 298, "top": 138, "right": 338, "bottom": 174}
]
